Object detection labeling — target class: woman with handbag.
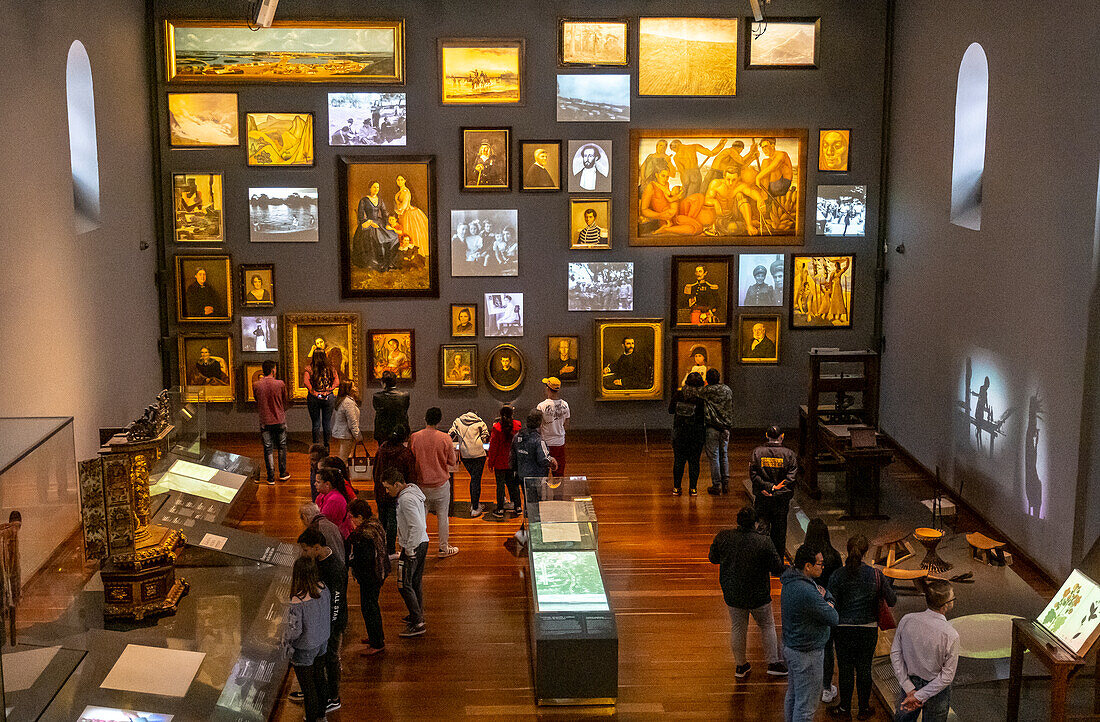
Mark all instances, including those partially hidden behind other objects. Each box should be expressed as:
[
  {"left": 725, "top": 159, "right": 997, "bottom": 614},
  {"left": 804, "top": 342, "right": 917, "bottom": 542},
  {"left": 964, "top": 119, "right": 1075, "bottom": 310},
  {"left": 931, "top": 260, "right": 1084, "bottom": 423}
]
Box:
[
  {"left": 304, "top": 347, "right": 339, "bottom": 451},
  {"left": 330, "top": 381, "right": 362, "bottom": 462},
  {"left": 826, "top": 534, "right": 897, "bottom": 720}
]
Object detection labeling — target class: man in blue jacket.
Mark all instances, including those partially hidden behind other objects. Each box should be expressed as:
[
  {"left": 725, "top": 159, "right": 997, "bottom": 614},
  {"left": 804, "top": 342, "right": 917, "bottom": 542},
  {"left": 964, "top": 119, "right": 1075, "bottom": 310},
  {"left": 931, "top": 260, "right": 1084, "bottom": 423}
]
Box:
[
  {"left": 780, "top": 544, "right": 839, "bottom": 722},
  {"left": 510, "top": 410, "right": 559, "bottom": 484}
]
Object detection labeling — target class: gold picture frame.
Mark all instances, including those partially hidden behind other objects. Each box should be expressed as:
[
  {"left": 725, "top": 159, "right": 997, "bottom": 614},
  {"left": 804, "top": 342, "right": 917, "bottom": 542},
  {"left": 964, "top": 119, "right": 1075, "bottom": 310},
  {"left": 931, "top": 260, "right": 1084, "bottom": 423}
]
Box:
[
  {"left": 243, "top": 362, "right": 265, "bottom": 403},
  {"left": 595, "top": 318, "right": 664, "bottom": 400},
  {"left": 178, "top": 333, "right": 235, "bottom": 403},
  {"left": 485, "top": 343, "right": 525, "bottom": 392},
  {"left": 439, "top": 38, "right": 525, "bottom": 105},
  {"left": 246, "top": 112, "right": 314, "bottom": 166},
  {"left": 167, "top": 93, "right": 239, "bottom": 147},
  {"left": 570, "top": 199, "right": 612, "bottom": 249},
  {"left": 175, "top": 254, "right": 232, "bottom": 323},
  {"left": 283, "top": 312, "right": 362, "bottom": 401},
  {"left": 172, "top": 172, "right": 224, "bottom": 242},
  {"left": 441, "top": 344, "right": 478, "bottom": 388},
  {"left": 738, "top": 314, "right": 781, "bottom": 365},
  {"left": 461, "top": 127, "right": 511, "bottom": 191},
  {"left": 559, "top": 19, "right": 629, "bottom": 67}
]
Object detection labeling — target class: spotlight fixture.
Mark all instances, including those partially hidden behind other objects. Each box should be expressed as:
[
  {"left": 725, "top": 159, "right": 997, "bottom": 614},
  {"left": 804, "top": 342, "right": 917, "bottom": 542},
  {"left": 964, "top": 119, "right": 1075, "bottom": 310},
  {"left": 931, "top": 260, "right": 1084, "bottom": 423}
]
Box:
[
  {"left": 254, "top": 0, "right": 279, "bottom": 28},
  {"left": 748, "top": 0, "right": 766, "bottom": 22}
]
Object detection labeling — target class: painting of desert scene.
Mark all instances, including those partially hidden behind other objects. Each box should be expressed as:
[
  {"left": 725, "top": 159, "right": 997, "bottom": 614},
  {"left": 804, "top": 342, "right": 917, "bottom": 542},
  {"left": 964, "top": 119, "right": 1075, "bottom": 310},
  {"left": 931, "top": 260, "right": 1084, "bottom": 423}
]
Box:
[
  {"left": 638, "top": 17, "right": 737, "bottom": 96},
  {"left": 748, "top": 20, "right": 818, "bottom": 67},
  {"left": 440, "top": 42, "right": 522, "bottom": 104},
  {"left": 561, "top": 20, "right": 628, "bottom": 65}
]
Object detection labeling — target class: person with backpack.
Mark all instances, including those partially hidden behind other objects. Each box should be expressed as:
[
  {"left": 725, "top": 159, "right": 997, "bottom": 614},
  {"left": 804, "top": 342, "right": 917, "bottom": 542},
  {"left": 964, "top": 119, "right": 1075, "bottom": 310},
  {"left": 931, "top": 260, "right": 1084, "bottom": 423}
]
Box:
[
  {"left": 449, "top": 408, "right": 490, "bottom": 517},
  {"left": 487, "top": 405, "right": 523, "bottom": 519},
  {"left": 668, "top": 372, "right": 707, "bottom": 496},
  {"left": 510, "top": 409, "right": 558, "bottom": 490},
  {"left": 347, "top": 499, "right": 391, "bottom": 656}
]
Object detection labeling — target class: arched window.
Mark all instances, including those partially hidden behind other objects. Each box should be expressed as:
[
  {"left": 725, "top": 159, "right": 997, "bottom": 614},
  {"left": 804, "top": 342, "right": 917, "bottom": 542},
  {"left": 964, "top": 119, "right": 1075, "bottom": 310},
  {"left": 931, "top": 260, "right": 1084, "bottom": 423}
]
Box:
[
  {"left": 66, "top": 40, "right": 100, "bottom": 233},
  {"left": 951, "top": 42, "right": 988, "bottom": 230}
]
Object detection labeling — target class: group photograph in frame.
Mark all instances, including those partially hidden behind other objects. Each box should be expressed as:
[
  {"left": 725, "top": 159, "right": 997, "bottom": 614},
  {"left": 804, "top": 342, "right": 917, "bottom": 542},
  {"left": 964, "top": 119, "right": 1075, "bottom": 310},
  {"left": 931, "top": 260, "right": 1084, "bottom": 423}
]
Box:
[
  {"left": 167, "top": 93, "right": 239, "bottom": 147},
  {"left": 462, "top": 127, "right": 511, "bottom": 191},
  {"left": 596, "top": 318, "right": 663, "bottom": 400},
  {"left": 339, "top": 155, "right": 438, "bottom": 298},
  {"left": 178, "top": 333, "right": 234, "bottom": 403},
  {"left": 241, "top": 315, "right": 278, "bottom": 353},
  {"left": 450, "top": 303, "right": 477, "bottom": 337},
  {"left": 559, "top": 19, "right": 629, "bottom": 66},
  {"left": 638, "top": 17, "right": 738, "bottom": 96},
  {"left": 556, "top": 74, "right": 630, "bottom": 122},
  {"left": 484, "top": 293, "right": 524, "bottom": 337},
  {"left": 547, "top": 335, "right": 580, "bottom": 383},
  {"left": 631, "top": 129, "right": 807, "bottom": 245},
  {"left": 568, "top": 140, "right": 612, "bottom": 193},
  {"left": 368, "top": 329, "right": 415, "bottom": 382},
  {"left": 568, "top": 262, "right": 633, "bottom": 312},
  {"left": 173, "top": 172, "right": 224, "bottom": 243},
  {"left": 441, "top": 344, "right": 478, "bottom": 387},
  {"left": 283, "top": 313, "right": 361, "bottom": 401},
  {"left": 240, "top": 264, "right": 275, "bottom": 308},
  {"left": 739, "top": 314, "right": 781, "bottom": 364},
  {"left": 520, "top": 140, "right": 562, "bottom": 191},
  {"left": 243, "top": 362, "right": 265, "bottom": 403},
  {"left": 819, "top": 129, "right": 851, "bottom": 172},
  {"left": 249, "top": 187, "right": 319, "bottom": 242},
  {"left": 328, "top": 92, "right": 407, "bottom": 146},
  {"left": 570, "top": 199, "right": 612, "bottom": 249},
  {"left": 816, "top": 184, "right": 867, "bottom": 236},
  {"left": 745, "top": 18, "right": 820, "bottom": 69},
  {"left": 738, "top": 253, "right": 785, "bottom": 307},
  {"left": 671, "top": 255, "right": 732, "bottom": 329},
  {"left": 791, "top": 255, "right": 853, "bottom": 328},
  {"left": 246, "top": 112, "right": 314, "bottom": 166},
  {"left": 164, "top": 20, "right": 405, "bottom": 83},
  {"left": 450, "top": 209, "right": 518, "bottom": 277},
  {"left": 673, "top": 336, "right": 728, "bottom": 388},
  {"left": 175, "top": 254, "right": 232, "bottom": 323},
  {"left": 439, "top": 39, "right": 524, "bottom": 105},
  {"left": 485, "top": 343, "right": 525, "bottom": 392}
]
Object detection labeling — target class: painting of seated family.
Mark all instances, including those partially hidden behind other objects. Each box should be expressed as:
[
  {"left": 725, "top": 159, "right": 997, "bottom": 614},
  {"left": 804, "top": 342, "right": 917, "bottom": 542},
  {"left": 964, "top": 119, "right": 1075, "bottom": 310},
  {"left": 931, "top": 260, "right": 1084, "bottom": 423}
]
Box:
[
  {"left": 630, "top": 129, "right": 806, "bottom": 246},
  {"left": 339, "top": 156, "right": 438, "bottom": 297}
]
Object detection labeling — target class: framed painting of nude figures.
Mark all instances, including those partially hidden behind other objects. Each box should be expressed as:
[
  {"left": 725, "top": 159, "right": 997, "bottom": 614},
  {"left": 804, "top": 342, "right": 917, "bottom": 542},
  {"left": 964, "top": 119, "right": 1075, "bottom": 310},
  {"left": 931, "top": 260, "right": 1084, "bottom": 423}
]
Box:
[
  {"left": 629, "top": 128, "right": 807, "bottom": 246},
  {"left": 338, "top": 155, "right": 438, "bottom": 298}
]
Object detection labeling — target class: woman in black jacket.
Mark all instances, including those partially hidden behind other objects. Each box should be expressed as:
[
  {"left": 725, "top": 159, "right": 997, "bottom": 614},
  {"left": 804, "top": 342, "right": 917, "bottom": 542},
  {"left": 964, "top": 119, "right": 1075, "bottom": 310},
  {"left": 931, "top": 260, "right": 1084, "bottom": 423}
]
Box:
[
  {"left": 668, "top": 372, "right": 707, "bottom": 496},
  {"left": 347, "top": 499, "right": 391, "bottom": 655},
  {"left": 805, "top": 517, "right": 844, "bottom": 703}
]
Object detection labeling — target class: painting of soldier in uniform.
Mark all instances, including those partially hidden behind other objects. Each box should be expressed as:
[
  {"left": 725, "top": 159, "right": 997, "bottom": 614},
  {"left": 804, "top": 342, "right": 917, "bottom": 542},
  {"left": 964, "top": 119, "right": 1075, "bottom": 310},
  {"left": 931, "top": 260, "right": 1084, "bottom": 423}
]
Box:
[
  {"left": 631, "top": 129, "right": 806, "bottom": 246},
  {"left": 671, "top": 256, "right": 731, "bottom": 329},
  {"left": 560, "top": 19, "right": 628, "bottom": 66},
  {"left": 439, "top": 40, "right": 524, "bottom": 105},
  {"left": 596, "top": 319, "right": 663, "bottom": 400},
  {"left": 284, "top": 313, "right": 361, "bottom": 401},
  {"left": 173, "top": 173, "right": 224, "bottom": 242}
]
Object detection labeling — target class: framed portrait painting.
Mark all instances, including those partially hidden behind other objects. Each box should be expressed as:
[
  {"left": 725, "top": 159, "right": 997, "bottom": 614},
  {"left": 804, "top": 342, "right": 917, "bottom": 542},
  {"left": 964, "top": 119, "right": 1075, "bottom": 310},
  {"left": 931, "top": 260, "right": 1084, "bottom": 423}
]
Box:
[
  {"left": 283, "top": 313, "right": 362, "bottom": 401},
  {"left": 439, "top": 39, "right": 524, "bottom": 105},
  {"left": 630, "top": 128, "right": 807, "bottom": 246},
  {"left": 737, "top": 253, "right": 785, "bottom": 307},
  {"left": 559, "top": 19, "right": 629, "bottom": 66},
  {"left": 570, "top": 199, "right": 611, "bottom": 249},
  {"left": 462, "top": 127, "right": 511, "bottom": 191},
  {"left": 738, "top": 314, "right": 780, "bottom": 364},
  {"left": 241, "top": 315, "right": 278, "bottom": 353},
  {"left": 175, "top": 254, "right": 232, "bottom": 323},
  {"left": 178, "top": 333, "right": 235, "bottom": 403},
  {"left": 246, "top": 112, "right": 314, "bottom": 166},
  {"left": 671, "top": 256, "right": 732, "bottom": 329},
  {"left": 745, "top": 18, "right": 820, "bottom": 69},
  {"left": 567, "top": 140, "right": 611, "bottom": 193},
  {"left": 243, "top": 362, "right": 265, "bottom": 403},
  {"left": 451, "top": 304, "right": 477, "bottom": 337},
  {"left": 338, "top": 155, "right": 438, "bottom": 298},
  {"left": 173, "top": 173, "right": 224, "bottom": 242},
  {"left": 519, "top": 140, "right": 562, "bottom": 192},
  {"left": 547, "top": 335, "right": 579, "bottom": 383},
  {"left": 368, "top": 329, "right": 415, "bottom": 383},
  {"left": 486, "top": 343, "right": 525, "bottom": 392},
  {"left": 819, "top": 129, "right": 850, "bottom": 172},
  {"left": 441, "top": 344, "right": 478, "bottom": 388},
  {"left": 240, "top": 264, "right": 275, "bottom": 308},
  {"left": 167, "top": 93, "right": 239, "bottom": 147},
  {"left": 673, "top": 336, "right": 728, "bottom": 388},
  {"left": 791, "top": 255, "right": 853, "bottom": 328},
  {"left": 638, "top": 17, "right": 738, "bottom": 96},
  {"left": 595, "top": 318, "right": 663, "bottom": 400}
]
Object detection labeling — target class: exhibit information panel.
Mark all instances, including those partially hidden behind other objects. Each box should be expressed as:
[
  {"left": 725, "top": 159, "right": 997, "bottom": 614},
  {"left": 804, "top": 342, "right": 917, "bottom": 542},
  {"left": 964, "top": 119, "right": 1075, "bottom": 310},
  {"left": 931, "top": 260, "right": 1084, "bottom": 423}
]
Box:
[
  {"left": 1037, "top": 568, "right": 1100, "bottom": 656},
  {"left": 532, "top": 551, "right": 610, "bottom": 612},
  {"left": 150, "top": 459, "right": 243, "bottom": 503}
]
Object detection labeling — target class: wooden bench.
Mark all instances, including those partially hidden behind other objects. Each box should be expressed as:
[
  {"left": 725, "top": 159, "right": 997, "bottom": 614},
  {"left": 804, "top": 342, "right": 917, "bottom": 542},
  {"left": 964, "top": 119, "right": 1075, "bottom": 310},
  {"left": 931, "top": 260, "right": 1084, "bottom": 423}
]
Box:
[
  {"left": 871, "top": 529, "right": 913, "bottom": 568},
  {"left": 966, "top": 532, "right": 1009, "bottom": 566},
  {"left": 880, "top": 566, "right": 928, "bottom": 596}
]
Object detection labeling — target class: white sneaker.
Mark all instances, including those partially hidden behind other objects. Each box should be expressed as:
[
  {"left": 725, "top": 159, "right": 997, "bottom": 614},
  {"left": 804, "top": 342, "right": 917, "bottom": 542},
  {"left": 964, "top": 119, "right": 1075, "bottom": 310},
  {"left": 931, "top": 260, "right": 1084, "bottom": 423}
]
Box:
[
  {"left": 438, "top": 545, "right": 459, "bottom": 558},
  {"left": 470, "top": 505, "right": 484, "bottom": 518},
  {"left": 821, "top": 685, "right": 838, "bottom": 704}
]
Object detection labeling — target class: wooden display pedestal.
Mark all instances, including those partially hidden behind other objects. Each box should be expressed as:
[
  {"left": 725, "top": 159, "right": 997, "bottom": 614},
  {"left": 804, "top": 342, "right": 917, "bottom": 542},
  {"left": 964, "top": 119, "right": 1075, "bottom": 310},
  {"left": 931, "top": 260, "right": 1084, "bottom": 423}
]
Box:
[{"left": 1007, "top": 617, "right": 1099, "bottom": 721}]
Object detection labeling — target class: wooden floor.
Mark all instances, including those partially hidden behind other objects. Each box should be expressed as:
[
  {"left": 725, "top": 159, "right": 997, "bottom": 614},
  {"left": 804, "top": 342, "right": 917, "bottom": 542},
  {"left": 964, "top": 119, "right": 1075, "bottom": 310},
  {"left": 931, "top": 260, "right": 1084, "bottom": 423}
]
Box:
[{"left": 18, "top": 432, "right": 1056, "bottom": 720}]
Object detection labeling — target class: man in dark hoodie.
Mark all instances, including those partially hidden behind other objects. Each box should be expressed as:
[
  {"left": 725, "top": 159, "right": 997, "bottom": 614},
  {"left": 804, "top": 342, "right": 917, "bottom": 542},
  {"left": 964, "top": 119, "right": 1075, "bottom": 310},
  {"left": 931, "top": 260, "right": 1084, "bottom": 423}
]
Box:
[
  {"left": 780, "top": 544, "right": 839, "bottom": 722},
  {"left": 751, "top": 425, "right": 798, "bottom": 561},
  {"left": 510, "top": 409, "right": 558, "bottom": 485}
]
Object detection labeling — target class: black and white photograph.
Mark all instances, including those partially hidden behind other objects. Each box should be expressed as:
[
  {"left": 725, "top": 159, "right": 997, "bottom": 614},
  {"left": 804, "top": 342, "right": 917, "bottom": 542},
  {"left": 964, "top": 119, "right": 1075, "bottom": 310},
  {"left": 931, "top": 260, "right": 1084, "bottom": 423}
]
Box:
[
  {"left": 484, "top": 293, "right": 524, "bottom": 336},
  {"left": 557, "top": 74, "right": 630, "bottom": 122},
  {"left": 568, "top": 262, "right": 634, "bottom": 312},
  {"left": 450, "top": 209, "right": 518, "bottom": 277},
  {"left": 737, "top": 253, "right": 785, "bottom": 306},
  {"left": 816, "top": 184, "right": 867, "bottom": 236},
  {"left": 328, "top": 92, "right": 407, "bottom": 146},
  {"left": 249, "top": 187, "right": 319, "bottom": 242},
  {"left": 241, "top": 315, "right": 278, "bottom": 352},
  {"left": 568, "top": 140, "right": 612, "bottom": 193}
]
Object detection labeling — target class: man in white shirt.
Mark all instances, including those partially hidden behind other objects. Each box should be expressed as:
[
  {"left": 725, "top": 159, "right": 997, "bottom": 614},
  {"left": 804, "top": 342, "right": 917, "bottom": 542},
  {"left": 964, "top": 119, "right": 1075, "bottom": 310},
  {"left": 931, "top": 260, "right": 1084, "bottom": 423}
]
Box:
[
  {"left": 890, "top": 579, "right": 960, "bottom": 722},
  {"left": 536, "top": 377, "right": 570, "bottom": 477}
]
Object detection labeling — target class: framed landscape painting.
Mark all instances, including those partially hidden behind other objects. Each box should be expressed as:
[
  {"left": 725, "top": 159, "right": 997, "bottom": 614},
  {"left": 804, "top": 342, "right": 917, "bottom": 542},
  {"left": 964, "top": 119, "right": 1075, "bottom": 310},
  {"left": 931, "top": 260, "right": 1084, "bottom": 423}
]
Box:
[
  {"left": 167, "top": 93, "right": 238, "bottom": 147},
  {"left": 557, "top": 74, "right": 630, "bottom": 122},
  {"left": 284, "top": 313, "right": 361, "bottom": 401},
  {"left": 173, "top": 173, "right": 224, "bottom": 242},
  {"left": 638, "top": 17, "right": 738, "bottom": 96},
  {"left": 441, "top": 344, "right": 478, "bottom": 388},
  {"left": 165, "top": 20, "right": 405, "bottom": 84},
  {"left": 559, "top": 19, "right": 629, "bottom": 66},
  {"left": 746, "top": 18, "right": 820, "bottom": 69},
  {"left": 246, "top": 113, "right": 314, "bottom": 166},
  {"left": 595, "top": 318, "right": 664, "bottom": 401},
  {"left": 462, "top": 127, "right": 511, "bottom": 191},
  {"left": 671, "top": 255, "right": 732, "bottom": 329},
  {"left": 178, "top": 333, "right": 235, "bottom": 403},
  {"left": 630, "top": 128, "right": 807, "bottom": 246},
  {"left": 175, "top": 254, "right": 232, "bottom": 323},
  {"left": 368, "top": 329, "right": 415, "bottom": 383},
  {"left": 439, "top": 39, "right": 524, "bottom": 105},
  {"left": 791, "top": 255, "right": 853, "bottom": 328},
  {"left": 338, "top": 155, "right": 438, "bottom": 298}
]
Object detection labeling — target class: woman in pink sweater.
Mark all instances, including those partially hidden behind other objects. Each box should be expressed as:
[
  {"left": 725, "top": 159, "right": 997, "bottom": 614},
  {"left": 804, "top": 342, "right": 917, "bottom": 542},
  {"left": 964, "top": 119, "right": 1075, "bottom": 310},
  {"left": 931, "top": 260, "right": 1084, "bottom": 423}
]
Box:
[{"left": 316, "top": 467, "right": 354, "bottom": 538}]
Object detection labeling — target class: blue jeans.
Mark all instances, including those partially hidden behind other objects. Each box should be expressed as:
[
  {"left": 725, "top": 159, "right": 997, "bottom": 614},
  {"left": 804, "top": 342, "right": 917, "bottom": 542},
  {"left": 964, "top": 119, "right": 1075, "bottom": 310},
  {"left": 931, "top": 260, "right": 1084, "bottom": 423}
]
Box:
[
  {"left": 306, "top": 394, "right": 335, "bottom": 447},
  {"left": 462, "top": 456, "right": 487, "bottom": 508},
  {"left": 259, "top": 423, "right": 287, "bottom": 481},
  {"left": 784, "top": 646, "right": 824, "bottom": 722},
  {"left": 704, "top": 427, "right": 729, "bottom": 488},
  {"left": 894, "top": 675, "right": 951, "bottom": 722}
]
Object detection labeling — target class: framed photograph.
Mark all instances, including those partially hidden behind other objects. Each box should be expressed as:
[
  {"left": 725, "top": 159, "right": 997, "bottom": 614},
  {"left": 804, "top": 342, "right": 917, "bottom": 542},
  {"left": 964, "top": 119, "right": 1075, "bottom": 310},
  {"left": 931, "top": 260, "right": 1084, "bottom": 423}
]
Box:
[
  {"left": 484, "top": 293, "right": 523, "bottom": 337},
  {"left": 450, "top": 210, "right": 518, "bottom": 277},
  {"left": 368, "top": 329, "right": 414, "bottom": 383},
  {"left": 328, "top": 92, "right": 407, "bottom": 146},
  {"left": 569, "top": 262, "right": 633, "bottom": 311},
  {"left": 745, "top": 18, "right": 820, "bottom": 69},
  {"left": 631, "top": 128, "right": 807, "bottom": 246},
  {"left": 639, "top": 17, "right": 738, "bottom": 96},
  {"left": 738, "top": 314, "right": 780, "bottom": 364},
  {"left": 178, "top": 333, "right": 234, "bottom": 403},
  {"left": 284, "top": 313, "right": 361, "bottom": 401},
  {"left": 596, "top": 318, "right": 664, "bottom": 400},
  {"left": 462, "top": 127, "right": 511, "bottom": 191},
  {"left": 249, "top": 187, "right": 319, "bottom": 242},
  {"left": 167, "top": 93, "right": 239, "bottom": 147},
  {"left": 172, "top": 173, "right": 224, "bottom": 243},
  {"left": 547, "top": 336, "right": 580, "bottom": 382},
  {"left": 570, "top": 199, "right": 611, "bottom": 249},
  {"left": 241, "top": 315, "right": 278, "bottom": 352},
  {"left": 175, "top": 254, "right": 232, "bottom": 323},
  {"left": 240, "top": 264, "right": 275, "bottom": 307},
  {"left": 560, "top": 19, "right": 629, "bottom": 66},
  {"left": 673, "top": 336, "right": 729, "bottom": 388},
  {"left": 338, "top": 155, "right": 438, "bottom": 298},
  {"left": 246, "top": 112, "right": 314, "bottom": 166},
  {"left": 243, "top": 362, "right": 265, "bottom": 403},
  {"left": 816, "top": 185, "right": 866, "bottom": 236},
  {"left": 791, "top": 255, "right": 853, "bottom": 328},
  {"left": 441, "top": 344, "right": 478, "bottom": 388},
  {"left": 451, "top": 304, "right": 477, "bottom": 337},
  {"left": 568, "top": 140, "right": 612, "bottom": 193},
  {"left": 439, "top": 39, "right": 524, "bottom": 105},
  {"left": 737, "top": 253, "right": 785, "bottom": 307},
  {"left": 819, "top": 129, "right": 850, "bottom": 172},
  {"left": 519, "top": 140, "right": 562, "bottom": 192},
  {"left": 485, "top": 343, "right": 525, "bottom": 392},
  {"left": 557, "top": 74, "right": 630, "bottom": 122},
  {"left": 165, "top": 20, "right": 405, "bottom": 84},
  {"left": 671, "top": 256, "right": 732, "bottom": 329}
]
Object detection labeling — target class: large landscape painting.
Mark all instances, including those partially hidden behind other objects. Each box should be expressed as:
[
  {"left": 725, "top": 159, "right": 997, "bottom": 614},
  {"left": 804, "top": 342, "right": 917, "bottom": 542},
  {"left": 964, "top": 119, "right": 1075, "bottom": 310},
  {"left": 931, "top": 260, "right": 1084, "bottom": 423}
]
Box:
[{"left": 638, "top": 17, "right": 737, "bottom": 96}]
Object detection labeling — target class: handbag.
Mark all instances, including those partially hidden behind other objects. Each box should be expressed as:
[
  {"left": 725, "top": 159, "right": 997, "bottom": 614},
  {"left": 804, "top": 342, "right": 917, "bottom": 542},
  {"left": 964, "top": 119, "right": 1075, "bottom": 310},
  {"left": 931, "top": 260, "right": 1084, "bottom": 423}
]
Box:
[
  {"left": 349, "top": 442, "right": 372, "bottom": 483},
  {"left": 876, "top": 568, "right": 897, "bottom": 630}
]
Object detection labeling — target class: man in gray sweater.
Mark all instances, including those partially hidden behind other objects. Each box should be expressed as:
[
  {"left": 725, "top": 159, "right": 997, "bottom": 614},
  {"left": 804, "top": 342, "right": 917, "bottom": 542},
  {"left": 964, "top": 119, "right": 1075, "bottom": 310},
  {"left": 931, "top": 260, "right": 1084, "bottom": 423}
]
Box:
[{"left": 382, "top": 470, "right": 429, "bottom": 638}]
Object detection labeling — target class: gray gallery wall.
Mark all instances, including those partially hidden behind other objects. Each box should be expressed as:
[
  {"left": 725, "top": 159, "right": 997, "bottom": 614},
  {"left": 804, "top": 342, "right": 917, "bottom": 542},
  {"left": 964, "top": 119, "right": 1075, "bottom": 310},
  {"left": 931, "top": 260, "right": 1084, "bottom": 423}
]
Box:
[
  {"left": 880, "top": 0, "right": 1100, "bottom": 579},
  {"left": 0, "top": 0, "right": 162, "bottom": 459},
  {"left": 153, "top": 0, "right": 888, "bottom": 434}
]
